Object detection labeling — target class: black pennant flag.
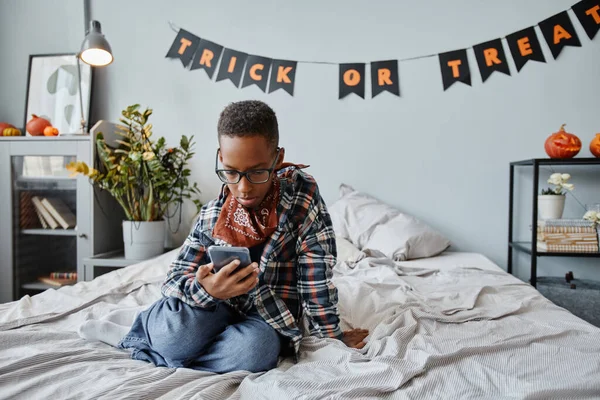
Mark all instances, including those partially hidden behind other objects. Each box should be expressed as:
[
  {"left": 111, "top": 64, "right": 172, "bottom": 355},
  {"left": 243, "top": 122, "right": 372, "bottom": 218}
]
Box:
[
  {"left": 165, "top": 29, "right": 201, "bottom": 68},
  {"left": 539, "top": 11, "right": 581, "bottom": 59},
  {"left": 268, "top": 60, "right": 297, "bottom": 96},
  {"left": 438, "top": 49, "right": 471, "bottom": 91},
  {"left": 473, "top": 39, "right": 511, "bottom": 82},
  {"left": 339, "top": 63, "right": 366, "bottom": 99},
  {"left": 506, "top": 27, "right": 546, "bottom": 72},
  {"left": 370, "top": 60, "right": 400, "bottom": 98},
  {"left": 572, "top": 0, "right": 600, "bottom": 40},
  {"left": 190, "top": 39, "right": 224, "bottom": 79},
  {"left": 216, "top": 49, "right": 248, "bottom": 88},
  {"left": 242, "top": 55, "right": 272, "bottom": 92}
]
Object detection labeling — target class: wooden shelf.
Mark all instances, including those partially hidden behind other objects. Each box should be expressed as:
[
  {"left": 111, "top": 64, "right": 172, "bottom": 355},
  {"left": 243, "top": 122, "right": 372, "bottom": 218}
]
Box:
[
  {"left": 20, "top": 228, "right": 77, "bottom": 236},
  {"left": 20, "top": 282, "right": 73, "bottom": 290}
]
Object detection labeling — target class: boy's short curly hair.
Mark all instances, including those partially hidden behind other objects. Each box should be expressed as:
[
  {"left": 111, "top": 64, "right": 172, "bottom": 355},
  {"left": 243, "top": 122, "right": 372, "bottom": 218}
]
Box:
[{"left": 217, "top": 100, "right": 279, "bottom": 150}]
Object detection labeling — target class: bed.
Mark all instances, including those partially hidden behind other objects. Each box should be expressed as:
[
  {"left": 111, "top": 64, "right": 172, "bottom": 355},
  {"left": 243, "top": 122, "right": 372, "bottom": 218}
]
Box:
[
  {"left": 1, "top": 243, "right": 600, "bottom": 399},
  {"left": 1, "top": 184, "right": 600, "bottom": 399}
]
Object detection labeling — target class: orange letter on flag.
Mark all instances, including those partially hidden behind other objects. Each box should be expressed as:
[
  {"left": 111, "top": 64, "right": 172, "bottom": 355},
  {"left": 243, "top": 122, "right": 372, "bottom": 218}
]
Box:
[
  {"left": 178, "top": 38, "right": 192, "bottom": 55},
  {"left": 517, "top": 37, "right": 533, "bottom": 56},
  {"left": 277, "top": 66, "right": 292, "bottom": 83},
  {"left": 447, "top": 60, "right": 462, "bottom": 78},
  {"left": 586, "top": 5, "right": 600, "bottom": 23},
  {"left": 483, "top": 48, "right": 501, "bottom": 66},
  {"left": 249, "top": 64, "right": 264, "bottom": 81},
  {"left": 343, "top": 69, "right": 361, "bottom": 86},
  {"left": 228, "top": 57, "right": 237, "bottom": 73},
  {"left": 199, "top": 49, "right": 214, "bottom": 67},
  {"left": 554, "top": 24, "right": 572, "bottom": 44},
  {"left": 378, "top": 68, "right": 392, "bottom": 86}
]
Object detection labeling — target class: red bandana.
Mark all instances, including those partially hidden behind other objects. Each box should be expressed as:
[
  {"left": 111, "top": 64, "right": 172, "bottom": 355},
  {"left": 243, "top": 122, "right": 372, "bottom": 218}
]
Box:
[{"left": 212, "top": 178, "right": 280, "bottom": 247}]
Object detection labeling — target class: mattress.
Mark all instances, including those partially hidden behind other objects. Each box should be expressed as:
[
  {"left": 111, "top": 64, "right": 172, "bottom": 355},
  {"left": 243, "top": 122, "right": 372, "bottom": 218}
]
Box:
[{"left": 0, "top": 249, "right": 599, "bottom": 399}]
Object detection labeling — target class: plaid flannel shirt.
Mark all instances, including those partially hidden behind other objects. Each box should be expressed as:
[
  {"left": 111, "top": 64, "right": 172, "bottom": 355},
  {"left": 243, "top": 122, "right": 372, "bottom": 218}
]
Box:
[{"left": 161, "top": 167, "right": 342, "bottom": 355}]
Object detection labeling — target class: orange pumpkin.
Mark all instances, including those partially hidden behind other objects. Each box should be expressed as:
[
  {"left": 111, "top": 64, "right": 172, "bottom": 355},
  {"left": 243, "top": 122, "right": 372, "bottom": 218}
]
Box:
[
  {"left": 43, "top": 126, "right": 59, "bottom": 136},
  {"left": 26, "top": 114, "right": 52, "bottom": 136},
  {"left": 544, "top": 124, "right": 581, "bottom": 159},
  {"left": 590, "top": 133, "right": 600, "bottom": 158}
]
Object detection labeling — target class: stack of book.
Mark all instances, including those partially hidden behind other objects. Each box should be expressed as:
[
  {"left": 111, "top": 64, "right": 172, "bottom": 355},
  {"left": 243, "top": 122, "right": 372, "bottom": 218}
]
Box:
[
  {"left": 28, "top": 195, "right": 77, "bottom": 230},
  {"left": 38, "top": 272, "right": 77, "bottom": 287},
  {"left": 537, "top": 219, "right": 599, "bottom": 253}
]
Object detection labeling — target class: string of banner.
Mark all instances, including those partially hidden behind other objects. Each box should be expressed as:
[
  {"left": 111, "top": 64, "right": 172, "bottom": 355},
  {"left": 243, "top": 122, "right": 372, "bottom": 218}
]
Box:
[{"left": 166, "top": 0, "right": 599, "bottom": 99}]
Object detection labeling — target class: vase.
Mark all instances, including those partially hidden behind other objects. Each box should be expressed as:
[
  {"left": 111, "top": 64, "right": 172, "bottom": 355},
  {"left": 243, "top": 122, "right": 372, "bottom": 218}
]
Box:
[
  {"left": 538, "top": 195, "right": 566, "bottom": 220},
  {"left": 122, "top": 220, "right": 166, "bottom": 260}
]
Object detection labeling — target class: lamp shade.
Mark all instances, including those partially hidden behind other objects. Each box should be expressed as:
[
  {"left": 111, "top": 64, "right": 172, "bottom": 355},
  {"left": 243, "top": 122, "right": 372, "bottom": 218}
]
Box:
[{"left": 80, "top": 20, "right": 113, "bottom": 66}]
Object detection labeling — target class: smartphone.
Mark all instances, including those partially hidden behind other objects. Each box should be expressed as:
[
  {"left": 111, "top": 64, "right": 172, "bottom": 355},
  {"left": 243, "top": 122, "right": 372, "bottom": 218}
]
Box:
[{"left": 207, "top": 246, "right": 252, "bottom": 273}]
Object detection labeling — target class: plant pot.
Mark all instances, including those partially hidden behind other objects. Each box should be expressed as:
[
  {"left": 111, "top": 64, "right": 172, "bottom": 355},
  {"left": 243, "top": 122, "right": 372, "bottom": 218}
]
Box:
[
  {"left": 538, "top": 194, "right": 566, "bottom": 220},
  {"left": 122, "top": 220, "right": 165, "bottom": 260}
]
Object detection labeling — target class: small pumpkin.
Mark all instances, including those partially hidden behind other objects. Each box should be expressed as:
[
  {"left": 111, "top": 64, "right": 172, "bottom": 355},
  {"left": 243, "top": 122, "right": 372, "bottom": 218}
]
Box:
[
  {"left": 544, "top": 124, "right": 581, "bottom": 159},
  {"left": 26, "top": 114, "right": 52, "bottom": 136},
  {"left": 0, "top": 122, "right": 15, "bottom": 133},
  {"left": 590, "top": 133, "right": 600, "bottom": 158},
  {"left": 2, "top": 127, "right": 21, "bottom": 136},
  {"left": 43, "top": 126, "right": 59, "bottom": 136}
]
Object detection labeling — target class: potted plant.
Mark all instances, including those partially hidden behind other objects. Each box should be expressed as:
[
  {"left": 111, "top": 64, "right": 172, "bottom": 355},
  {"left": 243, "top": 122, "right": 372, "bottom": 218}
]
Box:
[
  {"left": 538, "top": 173, "right": 574, "bottom": 220},
  {"left": 67, "top": 104, "right": 201, "bottom": 259}
]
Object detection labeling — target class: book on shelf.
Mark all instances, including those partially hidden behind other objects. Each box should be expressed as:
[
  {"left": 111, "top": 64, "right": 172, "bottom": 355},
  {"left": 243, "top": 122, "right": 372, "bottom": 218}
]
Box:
[
  {"left": 49, "top": 272, "right": 77, "bottom": 280},
  {"left": 31, "top": 196, "right": 59, "bottom": 229},
  {"left": 34, "top": 207, "right": 49, "bottom": 229},
  {"left": 537, "top": 232, "right": 598, "bottom": 243},
  {"left": 537, "top": 241, "right": 599, "bottom": 253},
  {"left": 38, "top": 276, "right": 77, "bottom": 287},
  {"left": 41, "top": 197, "right": 76, "bottom": 229},
  {"left": 538, "top": 219, "right": 596, "bottom": 227}
]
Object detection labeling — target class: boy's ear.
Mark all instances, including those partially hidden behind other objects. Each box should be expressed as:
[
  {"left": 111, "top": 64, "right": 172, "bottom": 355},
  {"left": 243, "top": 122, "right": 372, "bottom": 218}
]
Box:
[{"left": 276, "top": 147, "right": 285, "bottom": 167}]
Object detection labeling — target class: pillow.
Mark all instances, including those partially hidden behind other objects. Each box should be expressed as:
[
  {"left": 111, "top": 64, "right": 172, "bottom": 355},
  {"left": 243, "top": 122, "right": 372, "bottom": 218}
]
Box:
[
  {"left": 329, "top": 184, "right": 399, "bottom": 249},
  {"left": 329, "top": 184, "right": 450, "bottom": 261}
]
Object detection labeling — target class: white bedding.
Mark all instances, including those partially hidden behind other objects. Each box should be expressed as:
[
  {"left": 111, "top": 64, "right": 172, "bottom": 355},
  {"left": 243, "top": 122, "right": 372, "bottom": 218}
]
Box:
[{"left": 1, "top": 249, "right": 600, "bottom": 399}]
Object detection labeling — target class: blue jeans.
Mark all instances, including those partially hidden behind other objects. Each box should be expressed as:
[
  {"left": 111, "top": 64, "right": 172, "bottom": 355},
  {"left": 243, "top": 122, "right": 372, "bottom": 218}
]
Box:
[{"left": 118, "top": 297, "right": 281, "bottom": 373}]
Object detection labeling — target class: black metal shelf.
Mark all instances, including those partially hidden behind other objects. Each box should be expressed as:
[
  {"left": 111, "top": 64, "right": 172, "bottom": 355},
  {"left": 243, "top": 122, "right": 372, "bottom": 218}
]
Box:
[
  {"left": 510, "top": 157, "right": 600, "bottom": 166},
  {"left": 508, "top": 157, "right": 600, "bottom": 287},
  {"left": 510, "top": 242, "right": 600, "bottom": 257}
]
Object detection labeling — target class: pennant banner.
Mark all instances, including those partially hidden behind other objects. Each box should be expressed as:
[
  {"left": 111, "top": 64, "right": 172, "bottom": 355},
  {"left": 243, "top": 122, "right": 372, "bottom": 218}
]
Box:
[
  {"left": 339, "top": 63, "right": 366, "bottom": 99},
  {"left": 216, "top": 48, "right": 248, "bottom": 88},
  {"left": 439, "top": 49, "right": 471, "bottom": 90},
  {"left": 166, "top": 1, "right": 597, "bottom": 98},
  {"left": 473, "top": 39, "right": 511, "bottom": 82},
  {"left": 242, "top": 55, "right": 272, "bottom": 92},
  {"left": 539, "top": 11, "right": 582, "bottom": 59},
  {"left": 371, "top": 60, "right": 400, "bottom": 98},
  {"left": 572, "top": 0, "right": 600, "bottom": 39},
  {"left": 165, "top": 29, "right": 200, "bottom": 67},
  {"left": 506, "top": 27, "right": 546, "bottom": 72},
  {"left": 190, "top": 39, "right": 224, "bottom": 78},
  {"left": 269, "top": 60, "right": 297, "bottom": 95}
]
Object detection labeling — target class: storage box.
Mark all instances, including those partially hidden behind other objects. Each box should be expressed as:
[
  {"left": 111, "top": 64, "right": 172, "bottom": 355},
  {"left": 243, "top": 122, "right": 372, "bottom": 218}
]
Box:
[{"left": 537, "top": 276, "right": 600, "bottom": 327}]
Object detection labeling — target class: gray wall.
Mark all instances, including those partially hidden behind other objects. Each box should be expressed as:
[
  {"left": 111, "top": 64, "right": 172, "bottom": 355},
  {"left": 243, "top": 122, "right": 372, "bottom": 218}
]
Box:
[{"left": 2, "top": 0, "right": 599, "bottom": 280}]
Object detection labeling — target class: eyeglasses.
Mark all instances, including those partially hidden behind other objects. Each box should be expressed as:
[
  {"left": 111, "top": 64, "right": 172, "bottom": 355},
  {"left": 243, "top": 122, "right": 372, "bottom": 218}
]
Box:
[{"left": 215, "top": 148, "right": 280, "bottom": 184}]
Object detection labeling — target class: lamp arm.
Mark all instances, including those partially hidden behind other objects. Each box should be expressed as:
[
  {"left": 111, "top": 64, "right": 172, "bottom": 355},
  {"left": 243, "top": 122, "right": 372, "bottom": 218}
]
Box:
[{"left": 76, "top": 54, "right": 87, "bottom": 134}]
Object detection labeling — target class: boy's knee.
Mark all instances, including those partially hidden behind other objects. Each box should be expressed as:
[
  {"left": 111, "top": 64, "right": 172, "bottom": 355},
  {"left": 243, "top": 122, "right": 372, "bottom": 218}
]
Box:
[{"left": 231, "top": 324, "right": 281, "bottom": 372}]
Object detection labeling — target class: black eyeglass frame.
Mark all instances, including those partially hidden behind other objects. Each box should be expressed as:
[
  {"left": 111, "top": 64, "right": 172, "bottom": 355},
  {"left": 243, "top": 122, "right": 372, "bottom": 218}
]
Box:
[{"left": 215, "top": 147, "right": 281, "bottom": 184}]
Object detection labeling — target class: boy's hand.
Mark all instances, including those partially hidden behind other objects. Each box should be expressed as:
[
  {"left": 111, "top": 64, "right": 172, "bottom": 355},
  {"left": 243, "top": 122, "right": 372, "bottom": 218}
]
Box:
[
  {"left": 196, "top": 260, "right": 260, "bottom": 300},
  {"left": 342, "top": 328, "right": 369, "bottom": 349}
]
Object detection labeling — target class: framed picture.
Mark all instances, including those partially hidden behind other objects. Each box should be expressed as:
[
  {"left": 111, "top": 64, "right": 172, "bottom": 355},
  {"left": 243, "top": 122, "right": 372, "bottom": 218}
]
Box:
[{"left": 23, "top": 53, "right": 93, "bottom": 135}]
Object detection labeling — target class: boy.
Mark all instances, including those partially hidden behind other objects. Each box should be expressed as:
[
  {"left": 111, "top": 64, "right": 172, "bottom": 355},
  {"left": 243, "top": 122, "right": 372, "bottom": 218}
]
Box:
[{"left": 118, "top": 100, "right": 368, "bottom": 373}]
